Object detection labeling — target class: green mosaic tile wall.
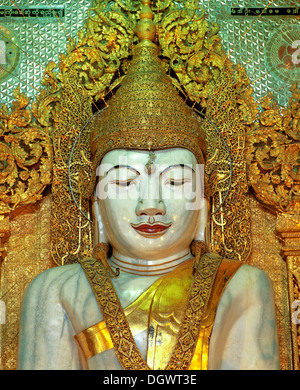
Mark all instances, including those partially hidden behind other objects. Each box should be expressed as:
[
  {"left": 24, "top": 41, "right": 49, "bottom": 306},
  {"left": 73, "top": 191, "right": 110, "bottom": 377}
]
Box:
[{"left": 0, "top": 1, "right": 299, "bottom": 107}]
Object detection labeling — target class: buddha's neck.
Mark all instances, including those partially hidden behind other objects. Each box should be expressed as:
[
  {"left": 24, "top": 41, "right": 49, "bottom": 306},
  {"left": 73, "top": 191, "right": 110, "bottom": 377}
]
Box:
[{"left": 109, "top": 249, "right": 192, "bottom": 276}]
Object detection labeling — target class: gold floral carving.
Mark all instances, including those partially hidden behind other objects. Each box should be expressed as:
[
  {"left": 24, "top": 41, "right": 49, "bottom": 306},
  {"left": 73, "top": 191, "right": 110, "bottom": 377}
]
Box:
[
  {"left": 0, "top": 88, "right": 52, "bottom": 215},
  {"left": 246, "top": 84, "right": 300, "bottom": 214},
  {"left": 275, "top": 213, "right": 300, "bottom": 370}
]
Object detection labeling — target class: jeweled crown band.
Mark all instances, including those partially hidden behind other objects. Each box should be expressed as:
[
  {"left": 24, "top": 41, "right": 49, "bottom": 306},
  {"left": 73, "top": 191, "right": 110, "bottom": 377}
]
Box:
[{"left": 91, "top": 126, "right": 205, "bottom": 170}]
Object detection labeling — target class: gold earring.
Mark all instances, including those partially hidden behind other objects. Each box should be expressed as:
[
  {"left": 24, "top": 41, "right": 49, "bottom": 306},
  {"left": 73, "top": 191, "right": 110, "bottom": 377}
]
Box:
[
  {"left": 190, "top": 240, "right": 207, "bottom": 275},
  {"left": 93, "top": 243, "right": 120, "bottom": 278}
]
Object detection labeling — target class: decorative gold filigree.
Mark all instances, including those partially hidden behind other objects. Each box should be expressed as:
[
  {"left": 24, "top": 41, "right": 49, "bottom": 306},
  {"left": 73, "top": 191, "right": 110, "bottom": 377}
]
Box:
[
  {"left": 246, "top": 84, "right": 300, "bottom": 214},
  {"left": 203, "top": 63, "right": 254, "bottom": 261},
  {"left": 292, "top": 272, "right": 300, "bottom": 367},
  {"left": 0, "top": 87, "right": 52, "bottom": 215},
  {"left": 275, "top": 213, "right": 300, "bottom": 370}
]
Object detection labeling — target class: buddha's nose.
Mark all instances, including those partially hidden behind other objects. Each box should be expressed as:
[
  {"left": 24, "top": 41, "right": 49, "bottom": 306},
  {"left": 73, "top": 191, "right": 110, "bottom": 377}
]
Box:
[
  {"left": 135, "top": 170, "right": 166, "bottom": 216},
  {"left": 135, "top": 203, "right": 166, "bottom": 217},
  {"left": 135, "top": 188, "right": 166, "bottom": 216}
]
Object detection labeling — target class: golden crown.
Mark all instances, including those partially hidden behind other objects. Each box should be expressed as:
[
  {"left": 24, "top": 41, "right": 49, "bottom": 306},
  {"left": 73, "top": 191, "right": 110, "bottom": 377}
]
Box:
[{"left": 88, "top": 0, "right": 206, "bottom": 194}]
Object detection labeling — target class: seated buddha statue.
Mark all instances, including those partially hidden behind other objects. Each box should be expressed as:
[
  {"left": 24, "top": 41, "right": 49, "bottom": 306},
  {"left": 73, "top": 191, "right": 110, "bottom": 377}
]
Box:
[{"left": 17, "top": 3, "right": 280, "bottom": 370}]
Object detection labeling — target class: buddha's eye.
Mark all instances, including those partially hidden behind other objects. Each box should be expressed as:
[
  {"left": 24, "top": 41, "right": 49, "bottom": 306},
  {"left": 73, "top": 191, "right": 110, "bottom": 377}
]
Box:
[
  {"left": 164, "top": 178, "right": 191, "bottom": 186},
  {"left": 110, "top": 179, "right": 137, "bottom": 187}
]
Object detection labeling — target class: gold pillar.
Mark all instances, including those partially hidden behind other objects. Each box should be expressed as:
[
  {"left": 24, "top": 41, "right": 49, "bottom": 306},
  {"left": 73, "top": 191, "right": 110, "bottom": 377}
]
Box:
[
  {"left": 0, "top": 196, "right": 56, "bottom": 370},
  {"left": 0, "top": 215, "right": 10, "bottom": 370},
  {"left": 276, "top": 213, "right": 300, "bottom": 370}
]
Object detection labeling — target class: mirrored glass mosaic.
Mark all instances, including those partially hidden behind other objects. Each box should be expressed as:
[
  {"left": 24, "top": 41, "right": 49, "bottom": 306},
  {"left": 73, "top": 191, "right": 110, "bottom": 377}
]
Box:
[{"left": 0, "top": 1, "right": 299, "bottom": 107}]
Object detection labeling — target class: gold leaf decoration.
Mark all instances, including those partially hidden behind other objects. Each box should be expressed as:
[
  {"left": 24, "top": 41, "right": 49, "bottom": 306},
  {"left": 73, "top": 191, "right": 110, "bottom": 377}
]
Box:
[
  {"left": 246, "top": 84, "right": 300, "bottom": 214},
  {"left": 0, "top": 87, "right": 52, "bottom": 214}
]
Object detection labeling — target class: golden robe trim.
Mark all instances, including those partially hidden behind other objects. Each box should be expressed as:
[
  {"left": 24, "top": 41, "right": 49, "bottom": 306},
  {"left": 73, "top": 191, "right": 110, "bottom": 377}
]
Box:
[{"left": 76, "top": 255, "right": 241, "bottom": 370}]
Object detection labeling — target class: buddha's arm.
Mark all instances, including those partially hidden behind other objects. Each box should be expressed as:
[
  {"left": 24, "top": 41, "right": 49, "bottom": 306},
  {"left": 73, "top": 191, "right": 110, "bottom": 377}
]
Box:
[
  {"left": 18, "top": 267, "right": 85, "bottom": 370},
  {"left": 208, "top": 265, "right": 280, "bottom": 370}
]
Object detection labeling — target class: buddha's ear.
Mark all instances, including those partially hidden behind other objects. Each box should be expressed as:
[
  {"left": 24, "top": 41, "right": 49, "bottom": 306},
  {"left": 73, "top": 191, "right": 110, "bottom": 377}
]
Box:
[
  {"left": 92, "top": 192, "right": 108, "bottom": 246},
  {"left": 193, "top": 198, "right": 209, "bottom": 243}
]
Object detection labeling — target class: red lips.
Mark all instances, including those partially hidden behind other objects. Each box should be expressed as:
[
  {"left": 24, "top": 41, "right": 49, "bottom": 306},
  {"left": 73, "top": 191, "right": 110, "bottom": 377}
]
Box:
[
  {"left": 131, "top": 222, "right": 172, "bottom": 238},
  {"left": 134, "top": 224, "right": 169, "bottom": 233}
]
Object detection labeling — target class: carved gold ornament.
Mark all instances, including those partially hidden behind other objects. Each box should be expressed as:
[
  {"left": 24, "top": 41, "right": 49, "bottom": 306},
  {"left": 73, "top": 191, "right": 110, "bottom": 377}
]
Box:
[
  {"left": 0, "top": 87, "right": 52, "bottom": 215},
  {"left": 246, "top": 84, "right": 300, "bottom": 214}
]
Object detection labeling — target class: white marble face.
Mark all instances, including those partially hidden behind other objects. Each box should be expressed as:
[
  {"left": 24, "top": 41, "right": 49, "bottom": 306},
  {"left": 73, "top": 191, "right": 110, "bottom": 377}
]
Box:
[{"left": 95, "top": 148, "right": 206, "bottom": 260}]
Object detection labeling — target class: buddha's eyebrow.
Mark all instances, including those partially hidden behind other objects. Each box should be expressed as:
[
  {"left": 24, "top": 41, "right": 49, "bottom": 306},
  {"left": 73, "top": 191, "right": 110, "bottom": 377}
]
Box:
[
  {"left": 159, "top": 164, "right": 195, "bottom": 176},
  {"left": 105, "top": 165, "right": 140, "bottom": 176}
]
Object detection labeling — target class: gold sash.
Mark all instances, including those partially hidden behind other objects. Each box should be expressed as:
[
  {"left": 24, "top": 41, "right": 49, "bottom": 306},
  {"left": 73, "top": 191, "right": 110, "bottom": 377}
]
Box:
[{"left": 75, "top": 255, "right": 241, "bottom": 370}]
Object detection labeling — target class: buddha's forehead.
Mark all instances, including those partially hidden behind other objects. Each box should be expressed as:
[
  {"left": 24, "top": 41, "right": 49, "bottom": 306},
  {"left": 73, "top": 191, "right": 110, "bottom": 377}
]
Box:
[{"left": 101, "top": 148, "right": 197, "bottom": 166}]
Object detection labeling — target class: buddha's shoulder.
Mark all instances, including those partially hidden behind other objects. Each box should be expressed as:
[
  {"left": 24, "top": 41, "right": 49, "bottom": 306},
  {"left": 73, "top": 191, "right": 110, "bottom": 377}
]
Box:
[
  {"left": 24, "top": 262, "right": 86, "bottom": 296},
  {"left": 215, "top": 255, "right": 271, "bottom": 286},
  {"left": 232, "top": 262, "right": 270, "bottom": 283},
  {"left": 223, "top": 261, "right": 273, "bottom": 300}
]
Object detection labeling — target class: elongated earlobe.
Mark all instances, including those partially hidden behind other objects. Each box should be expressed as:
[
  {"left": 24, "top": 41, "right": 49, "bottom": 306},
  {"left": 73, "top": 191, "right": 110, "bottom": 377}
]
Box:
[
  {"left": 92, "top": 192, "right": 108, "bottom": 247},
  {"left": 194, "top": 198, "right": 209, "bottom": 242},
  {"left": 92, "top": 192, "right": 119, "bottom": 277},
  {"left": 191, "top": 198, "right": 209, "bottom": 273}
]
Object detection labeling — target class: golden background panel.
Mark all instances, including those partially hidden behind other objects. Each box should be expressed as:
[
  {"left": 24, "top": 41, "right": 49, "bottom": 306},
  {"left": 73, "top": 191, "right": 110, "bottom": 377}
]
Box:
[
  {"left": 0, "top": 194, "right": 56, "bottom": 370},
  {"left": 248, "top": 195, "right": 293, "bottom": 370}
]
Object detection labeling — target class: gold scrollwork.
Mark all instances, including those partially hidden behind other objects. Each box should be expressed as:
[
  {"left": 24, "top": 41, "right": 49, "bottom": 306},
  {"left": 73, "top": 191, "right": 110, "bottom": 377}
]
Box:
[
  {"left": 246, "top": 84, "right": 300, "bottom": 214},
  {"left": 0, "top": 87, "right": 52, "bottom": 215}
]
